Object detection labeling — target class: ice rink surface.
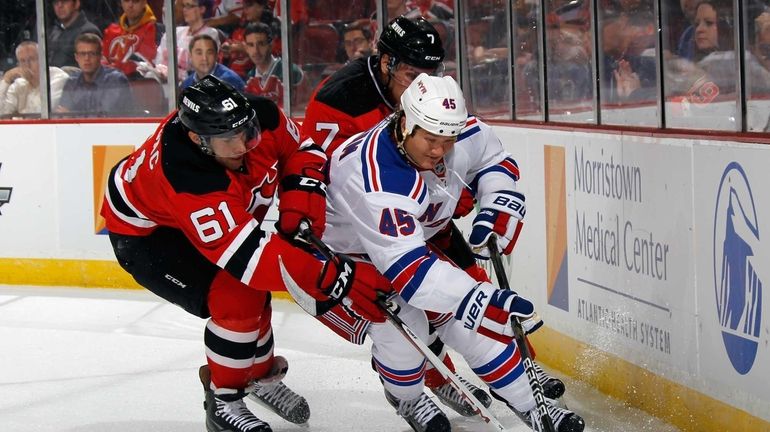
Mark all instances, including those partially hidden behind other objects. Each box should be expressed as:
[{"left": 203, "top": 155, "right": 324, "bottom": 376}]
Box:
[{"left": 0, "top": 285, "right": 681, "bottom": 432}]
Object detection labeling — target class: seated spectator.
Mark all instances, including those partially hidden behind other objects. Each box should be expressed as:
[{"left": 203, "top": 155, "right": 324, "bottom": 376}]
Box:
[
  {"left": 677, "top": 0, "right": 699, "bottom": 60},
  {"left": 56, "top": 33, "right": 134, "bottom": 116},
  {"left": 382, "top": 0, "right": 452, "bottom": 21},
  {"left": 206, "top": 0, "right": 243, "bottom": 34},
  {"left": 47, "top": 0, "right": 102, "bottom": 68},
  {"left": 243, "top": 22, "right": 302, "bottom": 105},
  {"left": 0, "top": 41, "right": 69, "bottom": 116},
  {"left": 154, "top": 0, "right": 220, "bottom": 81},
  {"left": 181, "top": 34, "right": 245, "bottom": 90},
  {"left": 220, "top": 0, "right": 280, "bottom": 79},
  {"left": 601, "top": 10, "right": 657, "bottom": 103},
  {"left": 103, "top": 0, "right": 163, "bottom": 78},
  {"left": 341, "top": 20, "right": 373, "bottom": 62}
]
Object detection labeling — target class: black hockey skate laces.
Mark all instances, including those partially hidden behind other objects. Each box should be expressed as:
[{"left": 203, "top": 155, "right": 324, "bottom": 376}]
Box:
[
  {"left": 214, "top": 397, "right": 268, "bottom": 431},
  {"left": 398, "top": 393, "right": 444, "bottom": 426}
]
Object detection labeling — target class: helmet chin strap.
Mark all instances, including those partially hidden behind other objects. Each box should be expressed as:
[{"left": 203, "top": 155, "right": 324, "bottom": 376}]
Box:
[{"left": 394, "top": 118, "right": 427, "bottom": 170}]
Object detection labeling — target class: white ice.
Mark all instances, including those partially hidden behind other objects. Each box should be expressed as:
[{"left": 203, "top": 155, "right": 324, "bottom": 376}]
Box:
[{"left": 0, "top": 285, "right": 680, "bottom": 432}]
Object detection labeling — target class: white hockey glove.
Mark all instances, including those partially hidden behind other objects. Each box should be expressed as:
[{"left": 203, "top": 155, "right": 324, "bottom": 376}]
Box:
[
  {"left": 468, "top": 191, "right": 525, "bottom": 260},
  {"left": 455, "top": 282, "right": 543, "bottom": 344}
]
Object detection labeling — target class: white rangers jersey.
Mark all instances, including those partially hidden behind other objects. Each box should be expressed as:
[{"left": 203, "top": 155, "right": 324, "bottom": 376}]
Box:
[{"left": 323, "top": 115, "right": 521, "bottom": 313}]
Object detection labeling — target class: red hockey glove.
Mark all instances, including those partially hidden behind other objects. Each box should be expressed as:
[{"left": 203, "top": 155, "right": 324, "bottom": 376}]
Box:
[
  {"left": 317, "top": 254, "right": 391, "bottom": 323},
  {"left": 468, "top": 191, "right": 525, "bottom": 260},
  {"left": 455, "top": 282, "right": 543, "bottom": 344},
  {"left": 278, "top": 142, "right": 328, "bottom": 239},
  {"left": 453, "top": 187, "right": 476, "bottom": 219},
  {"left": 278, "top": 172, "right": 327, "bottom": 239}
]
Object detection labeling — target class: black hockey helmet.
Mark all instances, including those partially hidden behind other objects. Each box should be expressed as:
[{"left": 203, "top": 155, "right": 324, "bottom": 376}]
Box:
[
  {"left": 178, "top": 75, "right": 257, "bottom": 139},
  {"left": 377, "top": 16, "right": 444, "bottom": 70}
]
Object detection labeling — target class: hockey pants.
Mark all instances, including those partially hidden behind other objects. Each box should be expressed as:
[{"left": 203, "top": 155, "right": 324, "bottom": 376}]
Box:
[{"left": 369, "top": 296, "right": 537, "bottom": 413}]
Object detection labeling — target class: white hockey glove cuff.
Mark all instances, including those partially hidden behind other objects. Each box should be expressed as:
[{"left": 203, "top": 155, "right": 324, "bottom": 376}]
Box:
[{"left": 468, "top": 191, "right": 525, "bottom": 259}]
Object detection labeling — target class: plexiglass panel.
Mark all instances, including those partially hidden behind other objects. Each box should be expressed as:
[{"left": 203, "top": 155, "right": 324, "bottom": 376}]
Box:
[
  {"left": 1, "top": 0, "right": 39, "bottom": 120},
  {"left": 661, "top": 0, "right": 738, "bottom": 131},
  {"left": 462, "top": 0, "right": 511, "bottom": 119},
  {"left": 598, "top": 1, "right": 659, "bottom": 127}
]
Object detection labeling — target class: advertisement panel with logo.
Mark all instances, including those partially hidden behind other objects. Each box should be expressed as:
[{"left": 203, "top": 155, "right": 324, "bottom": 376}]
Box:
[
  {"left": 0, "top": 125, "right": 58, "bottom": 258},
  {"left": 693, "top": 143, "right": 770, "bottom": 421}
]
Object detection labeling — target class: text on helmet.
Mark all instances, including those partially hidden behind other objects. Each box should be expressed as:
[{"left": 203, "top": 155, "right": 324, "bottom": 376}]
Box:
[
  {"left": 232, "top": 116, "right": 248, "bottom": 129},
  {"left": 222, "top": 97, "right": 239, "bottom": 111},
  {"left": 424, "top": 55, "right": 441, "bottom": 61},
  {"left": 391, "top": 22, "right": 406, "bottom": 37},
  {"left": 417, "top": 80, "right": 427, "bottom": 94},
  {"left": 182, "top": 96, "right": 200, "bottom": 113}
]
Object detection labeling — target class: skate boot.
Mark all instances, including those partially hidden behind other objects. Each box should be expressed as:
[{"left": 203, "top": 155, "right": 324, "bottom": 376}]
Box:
[
  {"left": 431, "top": 375, "right": 492, "bottom": 417},
  {"left": 200, "top": 366, "right": 272, "bottom": 432},
  {"left": 247, "top": 355, "right": 310, "bottom": 424},
  {"left": 384, "top": 389, "right": 451, "bottom": 432},
  {"left": 533, "top": 362, "right": 566, "bottom": 400},
  {"left": 491, "top": 390, "right": 584, "bottom": 432}
]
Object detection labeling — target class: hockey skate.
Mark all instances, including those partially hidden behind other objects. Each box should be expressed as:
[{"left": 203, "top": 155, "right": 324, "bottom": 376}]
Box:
[
  {"left": 384, "top": 389, "right": 451, "bottom": 432},
  {"left": 491, "top": 390, "right": 585, "bottom": 432},
  {"left": 200, "top": 366, "right": 272, "bottom": 432},
  {"left": 431, "top": 374, "right": 493, "bottom": 417},
  {"left": 533, "top": 362, "right": 566, "bottom": 400},
  {"left": 247, "top": 357, "right": 310, "bottom": 424}
]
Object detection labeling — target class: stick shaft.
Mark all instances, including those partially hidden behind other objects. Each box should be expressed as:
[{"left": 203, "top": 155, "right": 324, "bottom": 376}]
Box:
[{"left": 487, "top": 237, "right": 556, "bottom": 432}]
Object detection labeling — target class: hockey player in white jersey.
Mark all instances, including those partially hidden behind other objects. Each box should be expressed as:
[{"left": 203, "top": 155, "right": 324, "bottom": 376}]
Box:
[{"left": 316, "top": 74, "right": 586, "bottom": 432}]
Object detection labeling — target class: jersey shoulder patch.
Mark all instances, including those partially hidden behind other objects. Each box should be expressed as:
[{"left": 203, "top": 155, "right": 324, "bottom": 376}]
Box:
[
  {"left": 161, "top": 119, "right": 232, "bottom": 195},
  {"left": 315, "top": 58, "right": 383, "bottom": 117}
]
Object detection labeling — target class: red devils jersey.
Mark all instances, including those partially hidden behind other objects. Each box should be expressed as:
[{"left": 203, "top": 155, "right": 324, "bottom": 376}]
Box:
[
  {"left": 102, "top": 7, "right": 160, "bottom": 76},
  {"left": 301, "top": 56, "right": 394, "bottom": 155},
  {"left": 101, "top": 98, "right": 327, "bottom": 290}
]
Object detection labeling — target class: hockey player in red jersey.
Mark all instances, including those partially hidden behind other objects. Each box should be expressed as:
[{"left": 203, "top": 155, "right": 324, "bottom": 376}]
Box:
[
  {"left": 301, "top": 14, "right": 565, "bottom": 418},
  {"left": 101, "top": 75, "right": 389, "bottom": 432}
]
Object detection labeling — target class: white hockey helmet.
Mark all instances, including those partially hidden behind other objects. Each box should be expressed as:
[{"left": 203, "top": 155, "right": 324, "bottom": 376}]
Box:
[{"left": 400, "top": 73, "right": 467, "bottom": 137}]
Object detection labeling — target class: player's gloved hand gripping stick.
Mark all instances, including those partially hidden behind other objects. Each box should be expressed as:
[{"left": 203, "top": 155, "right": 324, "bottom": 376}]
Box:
[
  {"left": 487, "top": 235, "right": 556, "bottom": 432},
  {"left": 293, "top": 222, "right": 511, "bottom": 432}
]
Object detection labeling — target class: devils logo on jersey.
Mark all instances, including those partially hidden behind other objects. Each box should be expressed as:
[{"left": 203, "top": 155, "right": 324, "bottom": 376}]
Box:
[
  {"left": 108, "top": 34, "right": 141, "bottom": 63},
  {"left": 246, "top": 160, "right": 279, "bottom": 219}
]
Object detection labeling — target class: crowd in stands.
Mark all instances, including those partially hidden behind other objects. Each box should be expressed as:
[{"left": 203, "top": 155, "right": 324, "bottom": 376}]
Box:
[
  {"left": 0, "top": 0, "right": 458, "bottom": 118},
  {"left": 3, "top": 0, "right": 770, "bottom": 123}
]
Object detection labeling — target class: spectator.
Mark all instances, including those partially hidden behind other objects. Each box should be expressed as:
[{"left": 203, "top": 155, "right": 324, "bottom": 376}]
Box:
[
  {"left": 341, "top": 20, "right": 373, "bottom": 62},
  {"left": 677, "top": 0, "right": 700, "bottom": 59},
  {"left": 243, "top": 22, "right": 303, "bottom": 105},
  {"left": 0, "top": 41, "right": 69, "bottom": 116},
  {"left": 103, "top": 0, "right": 163, "bottom": 78},
  {"left": 206, "top": 0, "right": 243, "bottom": 34},
  {"left": 601, "top": 11, "right": 657, "bottom": 102},
  {"left": 691, "top": 0, "right": 732, "bottom": 62},
  {"left": 154, "top": 0, "right": 220, "bottom": 81},
  {"left": 220, "top": 0, "right": 280, "bottom": 79},
  {"left": 56, "top": 33, "right": 134, "bottom": 116},
  {"left": 47, "top": 0, "right": 102, "bottom": 68},
  {"left": 753, "top": 12, "right": 770, "bottom": 72},
  {"left": 181, "top": 33, "right": 245, "bottom": 90}
]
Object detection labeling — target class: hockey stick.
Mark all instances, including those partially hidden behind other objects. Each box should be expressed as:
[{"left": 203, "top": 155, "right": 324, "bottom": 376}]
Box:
[
  {"left": 487, "top": 236, "right": 556, "bottom": 432},
  {"left": 297, "top": 223, "right": 510, "bottom": 432}
]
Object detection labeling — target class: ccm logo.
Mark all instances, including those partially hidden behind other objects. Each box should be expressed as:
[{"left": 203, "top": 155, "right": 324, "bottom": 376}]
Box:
[
  {"left": 463, "top": 289, "right": 488, "bottom": 330},
  {"left": 165, "top": 274, "right": 187, "bottom": 288},
  {"left": 329, "top": 261, "right": 352, "bottom": 299},
  {"left": 299, "top": 177, "right": 327, "bottom": 192}
]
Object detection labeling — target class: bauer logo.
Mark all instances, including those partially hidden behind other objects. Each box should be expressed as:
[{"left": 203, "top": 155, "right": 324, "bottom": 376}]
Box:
[
  {"left": 712, "top": 162, "right": 763, "bottom": 375},
  {"left": 0, "top": 163, "right": 12, "bottom": 215}
]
